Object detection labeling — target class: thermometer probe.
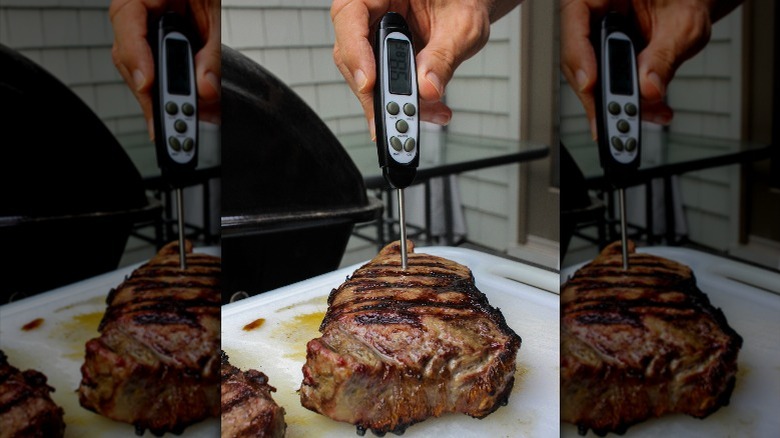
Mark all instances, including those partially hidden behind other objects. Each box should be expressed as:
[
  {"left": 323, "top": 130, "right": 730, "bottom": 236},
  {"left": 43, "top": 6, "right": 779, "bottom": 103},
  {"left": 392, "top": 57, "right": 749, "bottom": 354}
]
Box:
[
  {"left": 593, "top": 12, "right": 641, "bottom": 269},
  {"left": 374, "top": 12, "right": 420, "bottom": 270},
  {"left": 150, "top": 12, "right": 199, "bottom": 269}
]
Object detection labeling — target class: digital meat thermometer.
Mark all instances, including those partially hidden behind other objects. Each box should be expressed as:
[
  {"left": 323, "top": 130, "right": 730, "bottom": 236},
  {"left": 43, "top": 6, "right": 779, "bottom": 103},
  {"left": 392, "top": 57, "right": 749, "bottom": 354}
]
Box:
[
  {"left": 150, "top": 12, "right": 199, "bottom": 269},
  {"left": 374, "top": 12, "right": 420, "bottom": 270},
  {"left": 593, "top": 12, "right": 641, "bottom": 270}
]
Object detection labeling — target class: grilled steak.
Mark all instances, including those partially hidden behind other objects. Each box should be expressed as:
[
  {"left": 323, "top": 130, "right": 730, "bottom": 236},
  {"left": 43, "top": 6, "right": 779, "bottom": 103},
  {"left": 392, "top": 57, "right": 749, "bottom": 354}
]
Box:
[
  {"left": 78, "top": 240, "right": 221, "bottom": 436},
  {"left": 300, "top": 240, "right": 521, "bottom": 436},
  {"left": 0, "top": 350, "right": 65, "bottom": 438},
  {"left": 221, "top": 351, "right": 286, "bottom": 438},
  {"left": 561, "top": 241, "right": 743, "bottom": 436}
]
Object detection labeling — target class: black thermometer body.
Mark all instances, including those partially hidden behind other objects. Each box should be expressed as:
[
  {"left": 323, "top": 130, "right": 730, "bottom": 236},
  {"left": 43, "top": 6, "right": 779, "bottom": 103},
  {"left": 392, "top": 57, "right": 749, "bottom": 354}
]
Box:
[
  {"left": 150, "top": 12, "right": 198, "bottom": 188},
  {"left": 593, "top": 12, "right": 641, "bottom": 188},
  {"left": 374, "top": 12, "right": 419, "bottom": 189}
]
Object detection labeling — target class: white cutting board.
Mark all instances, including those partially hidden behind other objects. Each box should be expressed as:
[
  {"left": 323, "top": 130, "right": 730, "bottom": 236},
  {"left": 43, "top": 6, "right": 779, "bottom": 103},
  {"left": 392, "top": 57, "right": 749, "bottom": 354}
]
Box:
[
  {"left": 221, "top": 246, "right": 560, "bottom": 438},
  {"left": 0, "top": 247, "right": 221, "bottom": 437},
  {"left": 560, "top": 246, "right": 780, "bottom": 437}
]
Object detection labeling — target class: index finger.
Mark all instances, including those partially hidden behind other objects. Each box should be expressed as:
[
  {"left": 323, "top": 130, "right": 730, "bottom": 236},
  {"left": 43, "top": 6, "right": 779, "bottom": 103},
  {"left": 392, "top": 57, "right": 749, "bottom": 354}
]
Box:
[{"left": 331, "top": 0, "right": 378, "bottom": 95}]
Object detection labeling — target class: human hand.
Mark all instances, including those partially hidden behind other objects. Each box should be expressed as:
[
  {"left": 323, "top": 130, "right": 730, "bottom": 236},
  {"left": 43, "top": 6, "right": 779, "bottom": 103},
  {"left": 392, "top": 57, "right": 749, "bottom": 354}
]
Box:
[
  {"left": 330, "top": 0, "right": 522, "bottom": 139},
  {"left": 561, "top": 0, "right": 742, "bottom": 139},
  {"left": 109, "top": 0, "right": 221, "bottom": 140}
]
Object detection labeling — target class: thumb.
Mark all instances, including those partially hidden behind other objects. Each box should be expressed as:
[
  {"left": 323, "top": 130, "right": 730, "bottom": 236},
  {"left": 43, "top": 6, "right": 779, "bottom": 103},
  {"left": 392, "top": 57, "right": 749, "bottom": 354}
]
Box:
[
  {"left": 195, "top": 36, "right": 220, "bottom": 105},
  {"left": 415, "top": 47, "right": 452, "bottom": 105},
  {"left": 636, "top": 7, "right": 712, "bottom": 104},
  {"left": 414, "top": 12, "right": 490, "bottom": 104}
]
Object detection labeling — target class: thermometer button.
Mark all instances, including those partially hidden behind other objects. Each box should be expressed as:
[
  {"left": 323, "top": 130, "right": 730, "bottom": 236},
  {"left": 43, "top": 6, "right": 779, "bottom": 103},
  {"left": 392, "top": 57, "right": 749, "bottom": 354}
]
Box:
[
  {"left": 182, "top": 103, "right": 195, "bottom": 117},
  {"left": 625, "top": 137, "right": 637, "bottom": 152},
  {"left": 386, "top": 101, "right": 400, "bottom": 115},
  {"left": 168, "top": 136, "right": 181, "bottom": 151},
  {"left": 610, "top": 136, "right": 624, "bottom": 152},
  {"left": 396, "top": 119, "right": 409, "bottom": 133},
  {"left": 624, "top": 103, "right": 638, "bottom": 117},
  {"left": 175, "top": 119, "right": 188, "bottom": 133},
  {"left": 617, "top": 119, "right": 630, "bottom": 133},
  {"left": 165, "top": 101, "right": 179, "bottom": 115},
  {"left": 403, "top": 103, "right": 416, "bottom": 117},
  {"left": 608, "top": 101, "right": 621, "bottom": 115},
  {"left": 404, "top": 138, "right": 416, "bottom": 152},
  {"left": 390, "top": 136, "right": 403, "bottom": 151}
]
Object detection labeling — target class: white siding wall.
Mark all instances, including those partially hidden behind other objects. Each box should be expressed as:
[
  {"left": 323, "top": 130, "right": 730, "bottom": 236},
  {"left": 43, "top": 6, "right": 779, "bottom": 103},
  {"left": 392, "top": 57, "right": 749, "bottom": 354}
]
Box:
[
  {"left": 0, "top": 0, "right": 152, "bottom": 174},
  {"left": 447, "top": 12, "right": 523, "bottom": 251},
  {"left": 668, "top": 10, "right": 743, "bottom": 252},
  {"left": 560, "top": 9, "right": 744, "bottom": 264},
  {"left": 221, "top": 1, "right": 364, "bottom": 137}
]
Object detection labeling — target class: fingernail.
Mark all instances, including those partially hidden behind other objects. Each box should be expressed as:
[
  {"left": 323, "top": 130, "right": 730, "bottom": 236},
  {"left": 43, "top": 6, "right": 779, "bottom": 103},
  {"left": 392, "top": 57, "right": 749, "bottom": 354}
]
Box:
[
  {"left": 425, "top": 72, "right": 444, "bottom": 98},
  {"left": 369, "top": 117, "right": 376, "bottom": 141},
  {"left": 205, "top": 71, "right": 220, "bottom": 99},
  {"left": 133, "top": 69, "right": 146, "bottom": 91},
  {"left": 355, "top": 69, "right": 368, "bottom": 92},
  {"left": 647, "top": 71, "right": 665, "bottom": 97},
  {"left": 590, "top": 118, "right": 597, "bottom": 141},
  {"left": 576, "top": 69, "right": 588, "bottom": 92},
  {"left": 430, "top": 112, "right": 451, "bottom": 126}
]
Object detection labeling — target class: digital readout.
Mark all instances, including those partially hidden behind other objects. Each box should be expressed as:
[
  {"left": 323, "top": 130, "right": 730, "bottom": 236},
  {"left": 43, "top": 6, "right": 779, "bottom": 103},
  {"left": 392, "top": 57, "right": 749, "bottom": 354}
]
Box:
[
  {"left": 387, "top": 38, "right": 412, "bottom": 95},
  {"left": 608, "top": 38, "right": 633, "bottom": 96},
  {"left": 166, "top": 38, "right": 191, "bottom": 96}
]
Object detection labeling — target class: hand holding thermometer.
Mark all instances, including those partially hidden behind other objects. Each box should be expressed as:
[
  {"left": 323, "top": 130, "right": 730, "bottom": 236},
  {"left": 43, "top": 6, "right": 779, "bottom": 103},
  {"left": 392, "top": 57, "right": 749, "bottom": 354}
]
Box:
[
  {"left": 593, "top": 12, "right": 641, "bottom": 270},
  {"left": 149, "top": 12, "right": 199, "bottom": 270},
  {"left": 374, "top": 12, "right": 420, "bottom": 270}
]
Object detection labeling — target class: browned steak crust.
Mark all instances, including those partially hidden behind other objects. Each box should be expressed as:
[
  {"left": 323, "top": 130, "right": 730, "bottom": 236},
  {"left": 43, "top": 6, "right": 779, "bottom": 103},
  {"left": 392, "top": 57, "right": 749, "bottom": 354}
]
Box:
[
  {"left": 300, "top": 240, "right": 521, "bottom": 436},
  {"left": 0, "top": 350, "right": 65, "bottom": 438},
  {"left": 561, "top": 241, "right": 743, "bottom": 436},
  {"left": 78, "top": 240, "right": 221, "bottom": 436},
  {"left": 221, "top": 351, "right": 286, "bottom": 438}
]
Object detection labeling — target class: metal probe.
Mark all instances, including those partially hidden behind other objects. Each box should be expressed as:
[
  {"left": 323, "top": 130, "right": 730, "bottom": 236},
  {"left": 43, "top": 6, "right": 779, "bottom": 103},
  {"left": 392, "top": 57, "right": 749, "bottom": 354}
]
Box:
[
  {"left": 397, "top": 188, "right": 408, "bottom": 270},
  {"left": 618, "top": 187, "right": 629, "bottom": 270},
  {"left": 176, "top": 187, "right": 187, "bottom": 270}
]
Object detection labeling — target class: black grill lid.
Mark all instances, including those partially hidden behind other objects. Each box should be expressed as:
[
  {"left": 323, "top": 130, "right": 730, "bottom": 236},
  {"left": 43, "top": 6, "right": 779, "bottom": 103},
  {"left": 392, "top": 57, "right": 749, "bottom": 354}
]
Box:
[{"left": 220, "top": 44, "right": 379, "bottom": 233}]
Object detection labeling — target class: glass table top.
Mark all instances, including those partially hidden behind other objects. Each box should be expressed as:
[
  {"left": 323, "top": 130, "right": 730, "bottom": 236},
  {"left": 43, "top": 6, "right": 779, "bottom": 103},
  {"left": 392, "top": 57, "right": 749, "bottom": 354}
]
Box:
[
  {"left": 562, "top": 130, "right": 772, "bottom": 186},
  {"left": 339, "top": 131, "right": 550, "bottom": 188}
]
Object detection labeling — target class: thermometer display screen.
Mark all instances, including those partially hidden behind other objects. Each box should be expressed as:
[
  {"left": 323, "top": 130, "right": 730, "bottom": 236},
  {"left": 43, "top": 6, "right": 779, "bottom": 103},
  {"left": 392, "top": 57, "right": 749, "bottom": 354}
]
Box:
[
  {"left": 166, "top": 38, "right": 191, "bottom": 95},
  {"left": 608, "top": 38, "right": 633, "bottom": 96},
  {"left": 387, "top": 38, "right": 412, "bottom": 95}
]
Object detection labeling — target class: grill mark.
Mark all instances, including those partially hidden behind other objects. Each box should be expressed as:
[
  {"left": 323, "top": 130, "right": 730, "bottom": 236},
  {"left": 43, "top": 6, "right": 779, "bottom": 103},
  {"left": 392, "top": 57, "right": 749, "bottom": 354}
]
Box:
[
  {"left": 353, "top": 312, "right": 423, "bottom": 327},
  {"left": 107, "top": 293, "right": 220, "bottom": 310},
  {"left": 328, "top": 276, "right": 481, "bottom": 307},
  {"left": 323, "top": 290, "right": 496, "bottom": 329},
  {"left": 569, "top": 299, "right": 699, "bottom": 320},
  {"left": 100, "top": 299, "right": 218, "bottom": 330},
  {"left": 332, "top": 298, "right": 481, "bottom": 314},
  {"left": 348, "top": 269, "right": 467, "bottom": 281},
  {"left": 221, "top": 386, "right": 260, "bottom": 412},
  {"left": 123, "top": 275, "right": 220, "bottom": 288},
  {"left": 105, "top": 299, "right": 219, "bottom": 315},
  {"left": 569, "top": 269, "right": 690, "bottom": 283},
  {"left": 131, "top": 312, "right": 204, "bottom": 328},
  {"left": 0, "top": 387, "right": 39, "bottom": 415},
  {"left": 331, "top": 290, "right": 474, "bottom": 306}
]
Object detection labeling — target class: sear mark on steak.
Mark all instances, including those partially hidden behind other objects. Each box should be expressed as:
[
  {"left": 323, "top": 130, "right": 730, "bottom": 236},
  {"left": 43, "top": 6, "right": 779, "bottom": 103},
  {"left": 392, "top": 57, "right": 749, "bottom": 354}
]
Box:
[
  {"left": 300, "top": 240, "right": 521, "bottom": 436},
  {"left": 0, "top": 349, "right": 65, "bottom": 438},
  {"left": 561, "top": 240, "right": 743, "bottom": 436},
  {"left": 77, "top": 240, "right": 221, "bottom": 436},
  {"left": 220, "top": 351, "right": 286, "bottom": 438}
]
